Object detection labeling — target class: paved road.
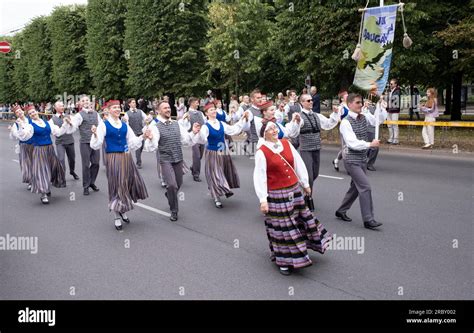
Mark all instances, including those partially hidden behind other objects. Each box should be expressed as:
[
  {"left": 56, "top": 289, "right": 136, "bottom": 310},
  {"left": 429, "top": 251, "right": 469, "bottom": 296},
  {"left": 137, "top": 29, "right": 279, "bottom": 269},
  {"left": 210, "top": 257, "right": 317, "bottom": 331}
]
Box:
[{"left": 0, "top": 123, "right": 472, "bottom": 300}]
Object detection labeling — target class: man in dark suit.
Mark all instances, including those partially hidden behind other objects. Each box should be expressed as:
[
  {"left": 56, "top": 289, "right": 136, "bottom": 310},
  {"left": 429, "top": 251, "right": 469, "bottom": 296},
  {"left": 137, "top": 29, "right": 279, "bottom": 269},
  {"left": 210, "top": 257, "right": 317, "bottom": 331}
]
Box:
[{"left": 310, "top": 86, "right": 321, "bottom": 114}]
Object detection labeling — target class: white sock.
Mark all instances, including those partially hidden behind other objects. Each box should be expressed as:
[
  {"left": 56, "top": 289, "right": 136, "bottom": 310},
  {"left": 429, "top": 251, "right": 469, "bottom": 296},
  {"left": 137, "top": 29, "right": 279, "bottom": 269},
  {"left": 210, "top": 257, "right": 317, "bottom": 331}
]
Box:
[
  {"left": 334, "top": 158, "right": 339, "bottom": 163},
  {"left": 121, "top": 213, "right": 128, "bottom": 220}
]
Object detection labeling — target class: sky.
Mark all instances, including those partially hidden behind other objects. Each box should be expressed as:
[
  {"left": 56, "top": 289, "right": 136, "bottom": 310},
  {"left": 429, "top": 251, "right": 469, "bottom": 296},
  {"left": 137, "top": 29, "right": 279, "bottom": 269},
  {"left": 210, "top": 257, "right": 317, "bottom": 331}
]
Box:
[{"left": 0, "top": 0, "right": 88, "bottom": 36}]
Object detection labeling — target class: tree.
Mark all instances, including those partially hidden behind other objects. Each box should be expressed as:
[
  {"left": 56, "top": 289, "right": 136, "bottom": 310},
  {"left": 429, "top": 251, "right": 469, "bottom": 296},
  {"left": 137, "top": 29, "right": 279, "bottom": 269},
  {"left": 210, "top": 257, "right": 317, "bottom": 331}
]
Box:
[
  {"left": 0, "top": 37, "right": 15, "bottom": 103},
  {"left": 21, "top": 16, "right": 54, "bottom": 102},
  {"left": 11, "top": 33, "right": 30, "bottom": 102},
  {"left": 86, "top": 0, "right": 128, "bottom": 99},
  {"left": 125, "top": 0, "right": 208, "bottom": 98},
  {"left": 205, "top": 1, "right": 275, "bottom": 95},
  {"left": 49, "top": 5, "right": 90, "bottom": 98}
]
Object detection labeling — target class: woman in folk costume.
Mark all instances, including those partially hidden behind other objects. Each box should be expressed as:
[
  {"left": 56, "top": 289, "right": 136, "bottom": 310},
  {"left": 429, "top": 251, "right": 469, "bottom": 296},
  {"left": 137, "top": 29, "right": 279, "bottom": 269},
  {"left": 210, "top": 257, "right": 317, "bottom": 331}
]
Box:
[
  {"left": 249, "top": 100, "right": 302, "bottom": 145},
  {"left": 101, "top": 103, "right": 110, "bottom": 168},
  {"left": 90, "top": 100, "right": 154, "bottom": 231},
  {"left": 8, "top": 105, "right": 34, "bottom": 190},
  {"left": 253, "top": 121, "right": 332, "bottom": 276},
  {"left": 16, "top": 105, "right": 70, "bottom": 204},
  {"left": 192, "top": 102, "right": 250, "bottom": 208}
]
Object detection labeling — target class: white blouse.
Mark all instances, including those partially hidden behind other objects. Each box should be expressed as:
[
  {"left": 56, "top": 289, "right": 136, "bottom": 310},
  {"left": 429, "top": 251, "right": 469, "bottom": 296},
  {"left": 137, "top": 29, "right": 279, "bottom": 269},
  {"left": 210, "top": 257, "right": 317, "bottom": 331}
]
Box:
[
  {"left": 144, "top": 116, "right": 198, "bottom": 153},
  {"left": 9, "top": 117, "right": 29, "bottom": 141},
  {"left": 90, "top": 117, "right": 144, "bottom": 151},
  {"left": 16, "top": 118, "right": 72, "bottom": 142},
  {"left": 193, "top": 117, "right": 249, "bottom": 145},
  {"left": 253, "top": 140, "right": 310, "bottom": 203},
  {"left": 251, "top": 115, "right": 303, "bottom": 141}
]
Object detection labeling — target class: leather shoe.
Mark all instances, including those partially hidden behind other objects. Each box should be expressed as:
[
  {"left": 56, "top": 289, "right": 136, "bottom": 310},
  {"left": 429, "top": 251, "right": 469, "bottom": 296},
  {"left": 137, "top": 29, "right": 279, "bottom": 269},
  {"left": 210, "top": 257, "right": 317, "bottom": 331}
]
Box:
[
  {"left": 83, "top": 187, "right": 90, "bottom": 195},
  {"left": 364, "top": 220, "right": 383, "bottom": 229},
  {"left": 170, "top": 212, "right": 178, "bottom": 222},
  {"left": 70, "top": 172, "right": 79, "bottom": 180},
  {"left": 89, "top": 184, "right": 99, "bottom": 192},
  {"left": 367, "top": 165, "right": 376, "bottom": 171},
  {"left": 193, "top": 176, "right": 202, "bottom": 182},
  {"left": 335, "top": 211, "right": 352, "bottom": 222},
  {"left": 279, "top": 267, "right": 292, "bottom": 276},
  {"left": 137, "top": 163, "right": 142, "bottom": 169},
  {"left": 119, "top": 212, "right": 130, "bottom": 223}
]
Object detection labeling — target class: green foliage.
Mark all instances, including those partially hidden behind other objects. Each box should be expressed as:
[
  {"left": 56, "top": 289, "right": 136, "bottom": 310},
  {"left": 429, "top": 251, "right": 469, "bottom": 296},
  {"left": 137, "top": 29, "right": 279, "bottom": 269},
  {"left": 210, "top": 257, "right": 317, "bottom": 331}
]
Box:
[
  {"left": 49, "top": 5, "right": 90, "bottom": 97},
  {"left": 86, "top": 0, "right": 128, "bottom": 99},
  {"left": 125, "top": 0, "right": 208, "bottom": 97},
  {"left": 22, "top": 16, "right": 54, "bottom": 102}
]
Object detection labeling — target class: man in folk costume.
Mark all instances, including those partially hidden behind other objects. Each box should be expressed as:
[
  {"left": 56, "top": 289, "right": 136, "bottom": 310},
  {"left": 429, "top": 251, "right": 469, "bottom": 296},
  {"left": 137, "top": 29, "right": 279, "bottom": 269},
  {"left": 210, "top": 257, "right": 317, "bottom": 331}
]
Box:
[
  {"left": 123, "top": 98, "right": 147, "bottom": 169},
  {"left": 90, "top": 100, "right": 153, "bottom": 231},
  {"left": 51, "top": 101, "right": 80, "bottom": 185},
  {"left": 186, "top": 97, "right": 206, "bottom": 182},
  {"left": 335, "top": 93, "right": 387, "bottom": 229},
  {"left": 244, "top": 89, "right": 263, "bottom": 158},
  {"left": 285, "top": 89, "right": 303, "bottom": 149},
  {"left": 69, "top": 95, "right": 102, "bottom": 195},
  {"left": 147, "top": 101, "right": 201, "bottom": 222},
  {"left": 332, "top": 90, "right": 350, "bottom": 172},
  {"left": 298, "top": 94, "right": 340, "bottom": 205},
  {"left": 9, "top": 105, "right": 34, "bottom": 190}
]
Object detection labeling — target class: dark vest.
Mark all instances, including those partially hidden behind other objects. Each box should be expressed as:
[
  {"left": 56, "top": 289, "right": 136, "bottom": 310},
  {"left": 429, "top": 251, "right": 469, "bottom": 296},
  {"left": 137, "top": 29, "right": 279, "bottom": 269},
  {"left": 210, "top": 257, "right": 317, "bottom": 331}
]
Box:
[
  {"left": 126, "top": 109, "right": 144, "bottom": 135},
  {"left": 52, "top": 115, "right": 74, "bottom": 145},
  {"left": 248, "top": 106, "right": 260, "bottom": 143},
  {"left": 157, "top": 121, "right": 183, "bottom": 163},
  {"left": 79, "top": 110, "right": 99, "bottom": 143},
  {"left": 299, "top": 111, "right": 321, "bottom": 151},
  {"left": 344, "top": 115, "right": 368, "bottom": 162},
  {"left": 188, "top": 110, "right": 205, "bottom": 133}
]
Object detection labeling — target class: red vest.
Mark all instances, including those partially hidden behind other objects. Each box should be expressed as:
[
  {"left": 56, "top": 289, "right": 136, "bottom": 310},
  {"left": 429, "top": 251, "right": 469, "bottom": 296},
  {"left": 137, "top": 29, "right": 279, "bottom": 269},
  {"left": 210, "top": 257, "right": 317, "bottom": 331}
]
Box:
[{"left": 259, "top": 139, "right": 298, "bottom": 190}]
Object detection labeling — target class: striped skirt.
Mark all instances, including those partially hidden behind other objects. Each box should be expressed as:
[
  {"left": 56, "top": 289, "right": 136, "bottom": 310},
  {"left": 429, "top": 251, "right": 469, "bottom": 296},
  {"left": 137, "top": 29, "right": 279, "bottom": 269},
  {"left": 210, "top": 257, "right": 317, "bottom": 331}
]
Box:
[
  {"left": 204, "top": 149, "right": 240, "bottom": 200},
  {"left": 19, "top": 143, "right": 34, "bottom": 184},
  {"left": 31, "top": 144, "right": 66, "bottom": 194},
  {"left": 106, "top": 152, "right": 148, "bottom": 213},
  {"left": 265, "top": 183, "right": 332, "bottom": 269}
]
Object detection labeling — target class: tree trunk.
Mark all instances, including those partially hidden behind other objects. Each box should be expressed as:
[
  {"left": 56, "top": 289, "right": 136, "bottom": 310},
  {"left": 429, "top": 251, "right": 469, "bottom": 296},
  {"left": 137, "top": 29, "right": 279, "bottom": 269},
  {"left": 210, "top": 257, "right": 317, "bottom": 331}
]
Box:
[
  {"left": 451, "top": 72, "right": 462, "bottom": 121},
  {"left": 444, "top": 83, "right": 452, "bottom": 115}
]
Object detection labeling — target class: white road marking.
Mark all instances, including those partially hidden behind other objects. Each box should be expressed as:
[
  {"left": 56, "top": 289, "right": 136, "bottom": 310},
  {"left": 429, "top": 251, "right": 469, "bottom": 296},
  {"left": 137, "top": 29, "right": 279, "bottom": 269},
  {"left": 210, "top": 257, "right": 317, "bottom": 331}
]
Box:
[
  {"left": 12, "top": 159, "right": 19, "bottom": 163},
  {"left": 319, "top": 174, "right": 344, "bottom": 180},
  {"left": 135, "top": 202, "right": 171, "bottom": 217}
]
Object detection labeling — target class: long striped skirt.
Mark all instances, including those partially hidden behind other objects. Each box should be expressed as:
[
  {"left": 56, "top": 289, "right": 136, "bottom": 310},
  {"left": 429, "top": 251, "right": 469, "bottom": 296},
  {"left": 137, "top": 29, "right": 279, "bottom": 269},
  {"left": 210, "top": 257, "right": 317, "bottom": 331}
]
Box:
[
  {"left": 31, "top": 144, "right": 66, "bottom": 194},
  {"left": 204, "top": 149, "right": 240, "bottom": 200},
  {"left": 106, "top": 152, "right": 148, "bottom": 213},
  {"left": 265, "top": 183, "right": 332, "bottom": 269},
  {"left": 19, "top": 143, "right": 34, "bottom": 184}
]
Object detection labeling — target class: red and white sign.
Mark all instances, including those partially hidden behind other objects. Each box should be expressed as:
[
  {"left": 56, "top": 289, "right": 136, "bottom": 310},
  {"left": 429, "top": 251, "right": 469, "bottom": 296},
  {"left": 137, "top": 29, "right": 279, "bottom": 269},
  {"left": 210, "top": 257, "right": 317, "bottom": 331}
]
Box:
[{"left": 0, "top": 41, "right": 12, "bottom": 54}]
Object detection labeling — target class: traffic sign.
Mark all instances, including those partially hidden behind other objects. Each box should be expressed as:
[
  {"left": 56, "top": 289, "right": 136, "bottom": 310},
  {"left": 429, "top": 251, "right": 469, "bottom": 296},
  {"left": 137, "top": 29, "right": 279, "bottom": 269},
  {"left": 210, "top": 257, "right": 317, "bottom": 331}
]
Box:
[{"left": 0, "top": 41, "right": 12, "bottom": 54}]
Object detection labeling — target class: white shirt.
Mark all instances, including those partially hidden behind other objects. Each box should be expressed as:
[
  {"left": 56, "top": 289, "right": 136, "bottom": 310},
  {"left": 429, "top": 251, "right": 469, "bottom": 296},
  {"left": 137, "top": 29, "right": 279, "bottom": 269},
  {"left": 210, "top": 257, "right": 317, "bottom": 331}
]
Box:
[
  {"left": 339, "top": 106, "right": 387, "bottom": 151},
  {"left": 145, "top": 116, "right": 198, "bottom": 152},
  {"left": 69, "top": 108, "right": 102, "bottom": 132},
  {"left": 16, "top": 118, "right": 72, "bottom": 142},
  {"left": 301, "top": 108, "right": 340, "bottom": 130},
  {"left": 90, "top": 117, "right": 144, "bottom": 151},
  {"left": 9, "top": 117, "right": 29, "bottom": 141},
  {"left": 253, "top": 140, "right": 309, "bottom": 203}
]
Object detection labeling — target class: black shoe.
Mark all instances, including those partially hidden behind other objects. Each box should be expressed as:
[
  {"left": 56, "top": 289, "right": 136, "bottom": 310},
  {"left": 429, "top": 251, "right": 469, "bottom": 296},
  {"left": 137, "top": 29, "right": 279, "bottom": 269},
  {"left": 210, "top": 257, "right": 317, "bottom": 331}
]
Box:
[
  {"left": 137, "top": 163, "right": 142, "bottom": 169},
  {"left": 83, "top": 187, "right": 90, "bottom": 195},
  {"left": 170, "top": 212, "right": 178, "bottom": 222},
  {"left": 332, "top": 159, "right": 339, "bottom": 172},
  {"left": 41, "top": 195, "right": 49, "bottom": 204},
  {"left": 279, "top": 267, "right": 292, "bottom": 276},
  {"left": 46, "top": 192, "right": 51, "bottom": 197},
  {"left": 335, "top": 211, "right": 352, "bottom": 222},
  {"left": 193, "top": 176, "right": 202, "bottom": 182},
  {"left": 89, "top": 184, "right": 99, "bottom": 192},
  {"left": 119, "top": 212, "right": 130, "bottom": 223},
  {"left": 70, "top": 172, "right": 79, "bottom": 180},
  {"left": 215, "top": 200, "right": 223, "bottom": 209},
  {"left": 114, "top": 218, "right": 123, "bottom": 231},
  {"left": 225, "top": 192, "right": 234, "bottom": 198},
  {"left": 364, "top": 220, "right": 383, "bottom": 229},
  {"left": 367, "top": 165, "right": 376, "bottom": 171}
]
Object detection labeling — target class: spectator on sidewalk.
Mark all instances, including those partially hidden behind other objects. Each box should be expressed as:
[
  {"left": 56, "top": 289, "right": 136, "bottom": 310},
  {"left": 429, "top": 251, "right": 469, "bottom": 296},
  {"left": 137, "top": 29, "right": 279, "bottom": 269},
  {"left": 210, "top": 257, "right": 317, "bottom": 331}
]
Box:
[
  {"left": 387, "top": 78, "right": 401, "bottom": 145},
  {"left": 420, "top": 88, "right": 439, "bottom": 149}
]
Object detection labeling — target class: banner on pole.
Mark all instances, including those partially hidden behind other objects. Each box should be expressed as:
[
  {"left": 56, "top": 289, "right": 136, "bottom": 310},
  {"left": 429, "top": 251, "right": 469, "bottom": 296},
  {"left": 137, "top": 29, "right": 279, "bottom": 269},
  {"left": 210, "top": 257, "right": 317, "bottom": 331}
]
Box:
[{"left": 353, "top": 5, "right": 398, "bottom": 96}]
